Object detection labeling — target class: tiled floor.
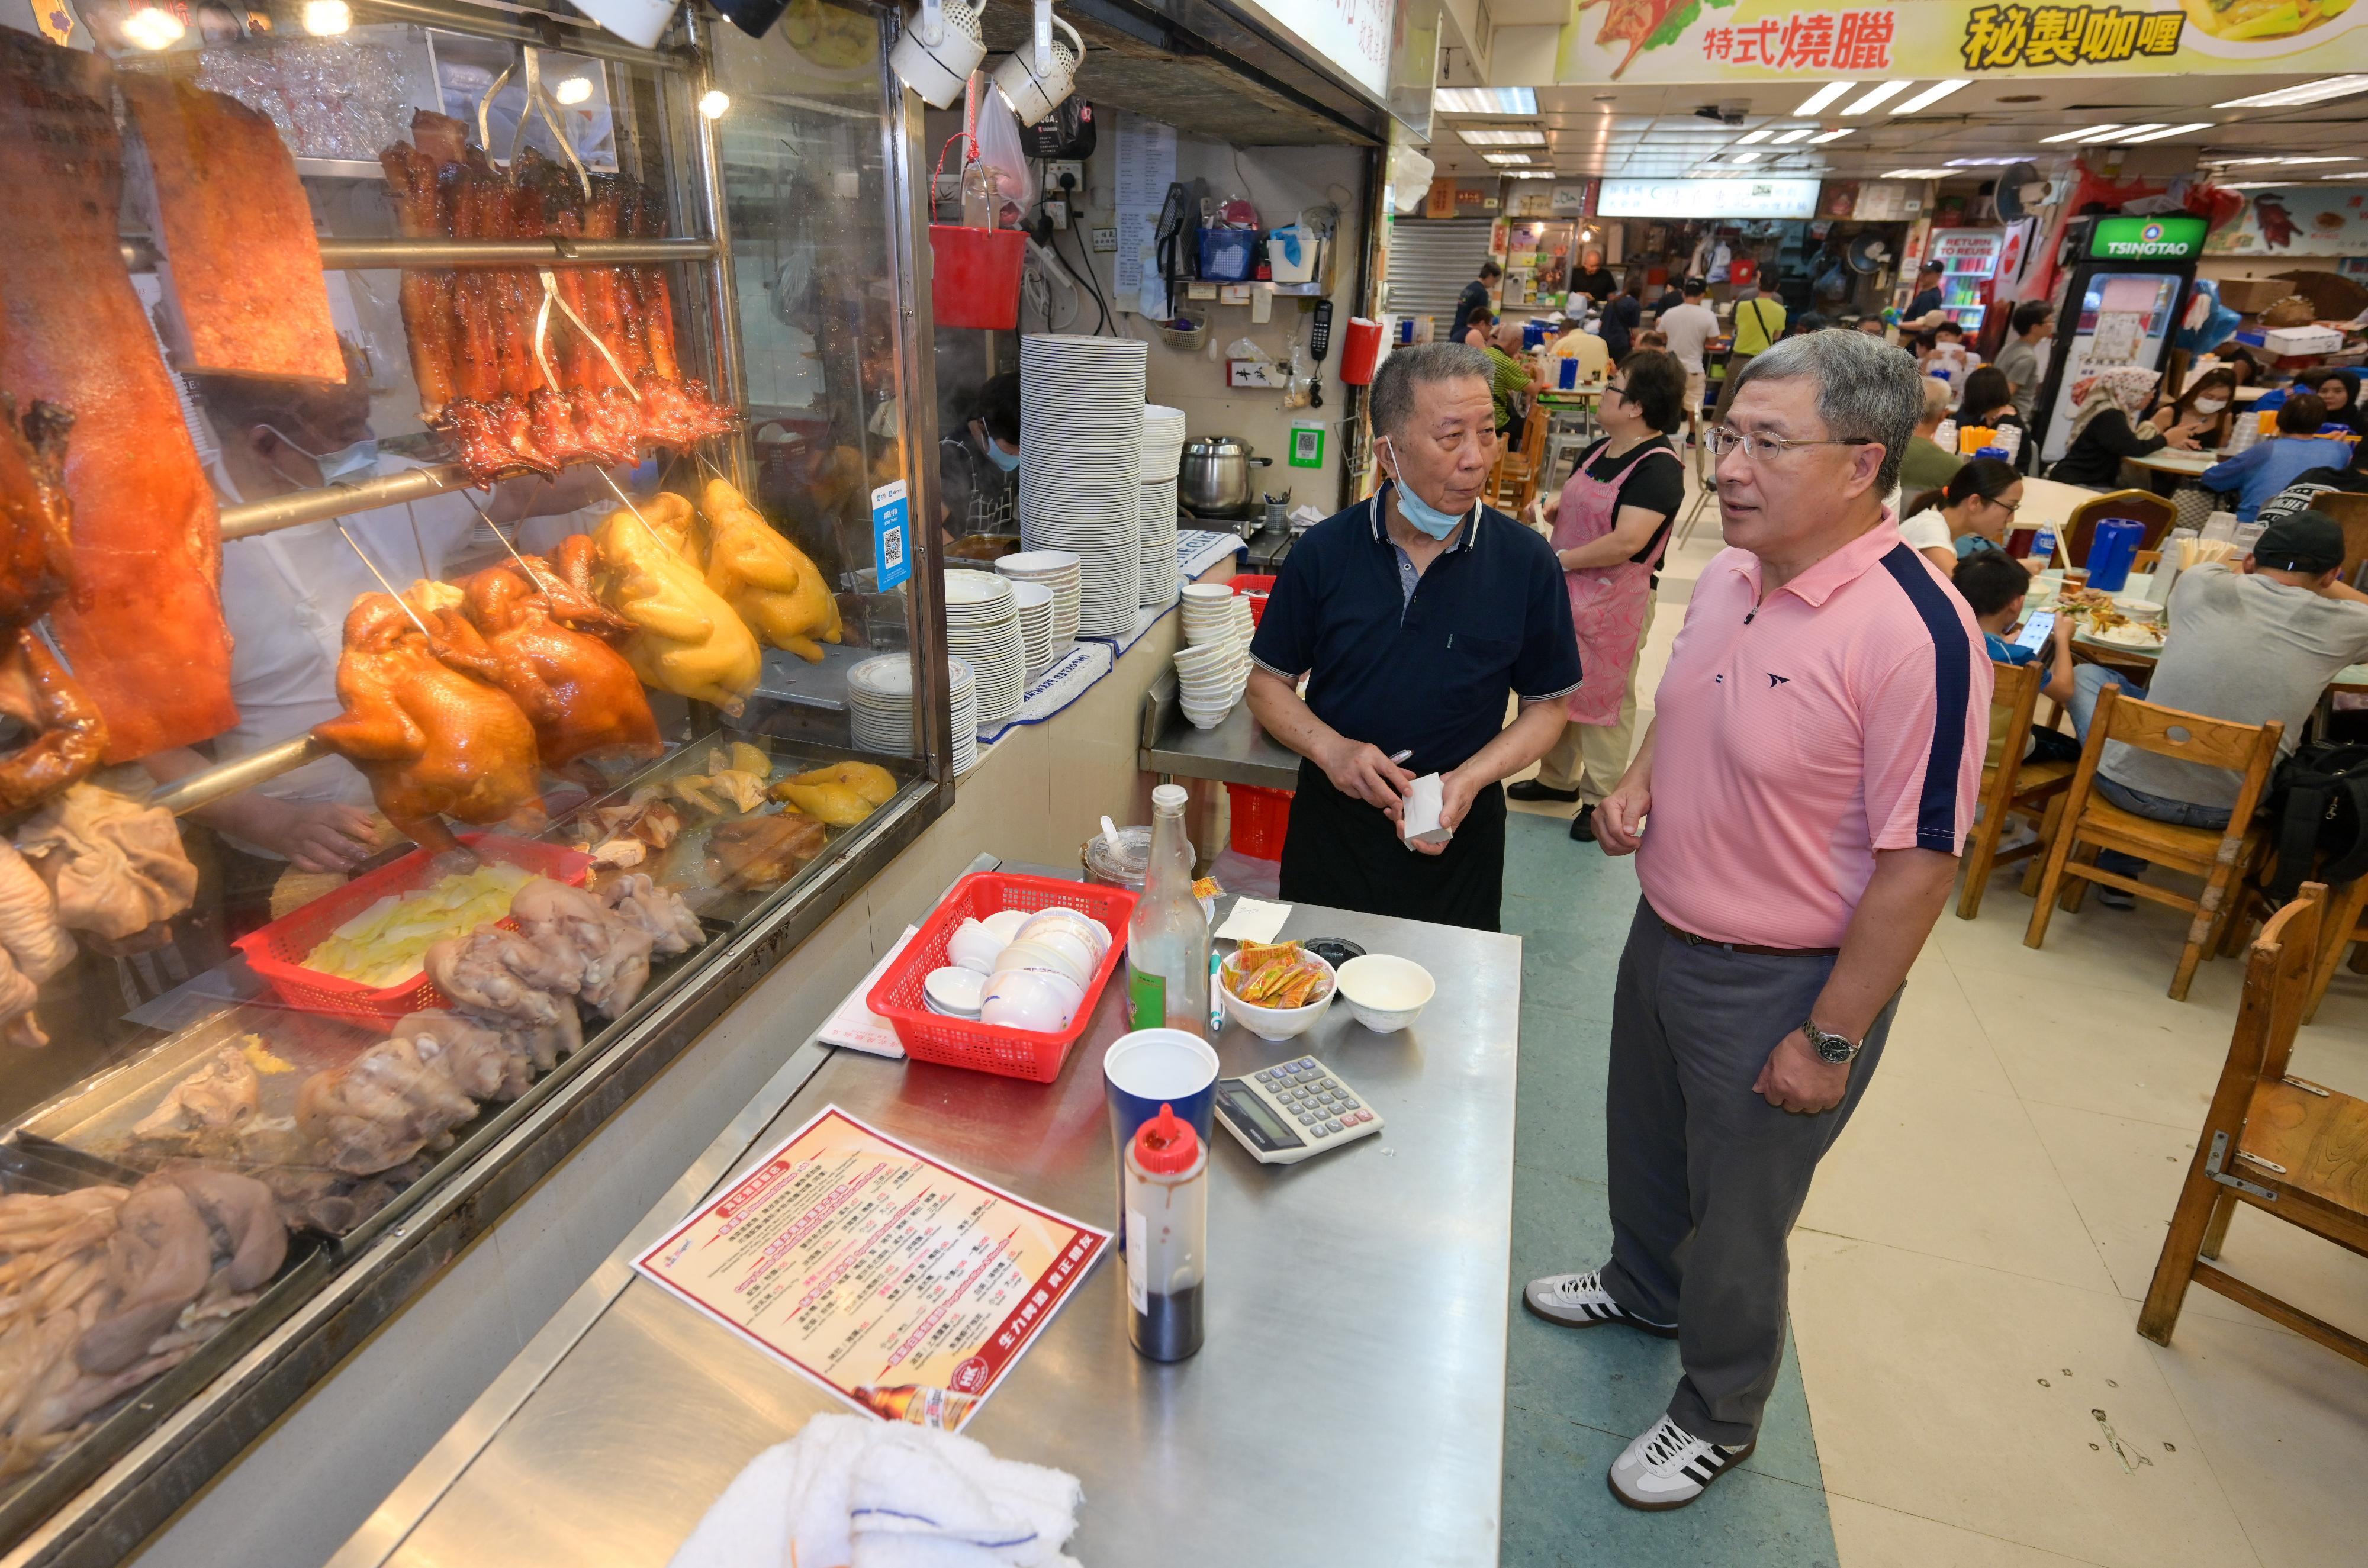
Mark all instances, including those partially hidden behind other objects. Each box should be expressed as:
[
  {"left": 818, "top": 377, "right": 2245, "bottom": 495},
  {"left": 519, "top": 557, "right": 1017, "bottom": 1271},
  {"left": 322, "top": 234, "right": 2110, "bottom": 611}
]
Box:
[{"left": 1498, "top": 481, "right": 2368, "bottom": 1567}]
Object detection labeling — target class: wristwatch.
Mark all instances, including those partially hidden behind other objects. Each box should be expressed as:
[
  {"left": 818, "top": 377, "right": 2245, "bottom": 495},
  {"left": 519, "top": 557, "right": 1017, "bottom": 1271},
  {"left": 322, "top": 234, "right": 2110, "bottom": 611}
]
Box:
[{"left": 1800, "top": 1019, "right": 1861, "bottom": 1065}]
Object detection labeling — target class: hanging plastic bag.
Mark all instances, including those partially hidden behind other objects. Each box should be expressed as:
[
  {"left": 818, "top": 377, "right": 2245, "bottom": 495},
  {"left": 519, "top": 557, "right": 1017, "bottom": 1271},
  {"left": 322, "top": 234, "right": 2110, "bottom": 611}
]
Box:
[{"left": 971, "top": 89, "right": 1032, "bottom": 211}]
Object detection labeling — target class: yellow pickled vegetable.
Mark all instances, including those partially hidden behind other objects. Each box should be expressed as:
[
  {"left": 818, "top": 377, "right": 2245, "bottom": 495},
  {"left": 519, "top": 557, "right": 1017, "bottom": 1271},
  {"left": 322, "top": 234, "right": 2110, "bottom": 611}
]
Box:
[{"left": 301, "top": 862, "right": 533, "bottom": 987}]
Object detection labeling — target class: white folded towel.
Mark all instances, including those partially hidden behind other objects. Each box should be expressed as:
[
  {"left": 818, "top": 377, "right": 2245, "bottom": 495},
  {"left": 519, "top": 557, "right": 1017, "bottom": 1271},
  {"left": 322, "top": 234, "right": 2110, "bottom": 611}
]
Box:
[{"left": 669, "top": 1414, "right": 1083, "bottom": 1568}]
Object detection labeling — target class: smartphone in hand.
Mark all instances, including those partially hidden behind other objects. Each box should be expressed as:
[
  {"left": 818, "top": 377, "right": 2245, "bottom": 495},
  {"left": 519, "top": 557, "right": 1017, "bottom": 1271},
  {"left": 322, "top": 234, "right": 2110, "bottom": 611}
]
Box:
[{"left": 2015, "top": 608, "right": 2057, "bottom": 653}]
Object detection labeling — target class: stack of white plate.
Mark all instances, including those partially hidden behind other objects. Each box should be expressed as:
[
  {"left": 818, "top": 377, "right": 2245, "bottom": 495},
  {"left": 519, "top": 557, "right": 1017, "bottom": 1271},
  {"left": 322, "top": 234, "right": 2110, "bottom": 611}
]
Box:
[
  {"left": 849, "top": 653, "right": 979, "bottom": 775},
  {"left": 995, "top": 550, "right": 1082, "bottom": 652},
  {"left": 1138, "top": 405, "right": 1187, "bottom": 608},
  {"left": 944, "top": 570, "right": 1025, "bottom": 729},
  {"left": 1179, "top": 582, "right": 1254, "bottom": 650},
  {"left": 1174, "top": 635, "right": 1249, "bottom": 729},
  {"left": 1018, "top": 334, "right": 1147, "bottom": 639},
  {"left": 1011, "top": 580, "right": 1056, "bottom": 682}
]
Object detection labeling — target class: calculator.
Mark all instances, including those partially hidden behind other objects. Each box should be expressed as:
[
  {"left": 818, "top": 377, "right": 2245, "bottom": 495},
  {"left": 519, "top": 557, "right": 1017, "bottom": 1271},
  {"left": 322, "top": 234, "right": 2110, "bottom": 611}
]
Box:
[{"left": 1213, "top": 1056, "right": 1384, "bottom": 1165}]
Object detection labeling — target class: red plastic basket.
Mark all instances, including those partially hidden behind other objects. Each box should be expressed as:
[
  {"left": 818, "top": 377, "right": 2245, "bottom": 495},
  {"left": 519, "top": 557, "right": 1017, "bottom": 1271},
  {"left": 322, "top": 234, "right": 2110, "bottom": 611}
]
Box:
[
  {"left": 868, "top": 872, "right": 1139, "bottom": 1083},
  {"left": 1225, "top": 783, "right": 1294, "bottom": 860},
  {"left": 233, "top": 833, "right": 593, "bottom": 1029},
  {"left": 1230, "top": 572, "right": 1276, "bottom": 626},
  {"left": 929, "top": 225, "right": 1027, "bottom": 331}
]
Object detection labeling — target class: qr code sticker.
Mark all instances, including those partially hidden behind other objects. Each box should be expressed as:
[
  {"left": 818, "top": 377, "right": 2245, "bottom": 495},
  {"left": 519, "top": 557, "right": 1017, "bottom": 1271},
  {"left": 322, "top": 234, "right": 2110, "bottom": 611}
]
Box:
[{"left": 881, "top": 524, "right": 905, "bottom": 571}]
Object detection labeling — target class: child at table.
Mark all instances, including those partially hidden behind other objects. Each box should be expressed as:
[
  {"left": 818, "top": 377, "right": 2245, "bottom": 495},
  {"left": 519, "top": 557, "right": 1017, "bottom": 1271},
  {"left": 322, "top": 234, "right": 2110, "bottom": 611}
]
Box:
[{"left": 1952, "top": 552, "right": 2083, "bottom": 765}]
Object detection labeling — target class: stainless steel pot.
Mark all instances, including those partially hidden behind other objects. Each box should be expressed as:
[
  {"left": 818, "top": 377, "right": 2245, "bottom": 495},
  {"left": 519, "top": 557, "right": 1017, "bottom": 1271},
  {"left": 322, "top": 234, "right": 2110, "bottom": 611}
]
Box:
[{"left": 1178, "top": 434, "right": 1272, "bottom": 518}]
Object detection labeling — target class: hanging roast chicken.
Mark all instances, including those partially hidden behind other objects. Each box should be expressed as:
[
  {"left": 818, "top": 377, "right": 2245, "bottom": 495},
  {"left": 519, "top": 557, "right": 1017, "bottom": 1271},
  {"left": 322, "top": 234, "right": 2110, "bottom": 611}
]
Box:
[
  {"left": 694, "top": 479, "right": 844, "bottom": 664},
  {"left": 310, "top": 595, "right": 543, "bottom": 855},
  {"left": 451, "top": 561, "right": 662, "bottom": 775},
  {"left": 564, "top": 500, "right": 760, "bottom": 714},
  {"left": 0, "top": 393, "right": 103, "bottom": 816}
]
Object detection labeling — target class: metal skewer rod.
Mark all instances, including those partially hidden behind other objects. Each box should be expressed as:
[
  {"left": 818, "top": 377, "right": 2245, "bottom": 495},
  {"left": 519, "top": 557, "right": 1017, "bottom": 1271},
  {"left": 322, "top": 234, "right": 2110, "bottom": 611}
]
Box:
[
  {"left": 458, "top": 488, "right": 535, "bottom": 572},
  {"left": 596, "top": 468, "right": 676, "bottom": 554},
  {"left": 336, "top": 522, "right": 438, "bottom": 638}
]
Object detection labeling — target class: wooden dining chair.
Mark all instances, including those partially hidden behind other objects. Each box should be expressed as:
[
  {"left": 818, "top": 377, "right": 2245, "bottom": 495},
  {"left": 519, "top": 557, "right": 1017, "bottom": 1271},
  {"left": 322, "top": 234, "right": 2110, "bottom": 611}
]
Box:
[
  {"left": 2023, "top": 684, "right": 2282, "bottom": 1000},
  {"left": 2308, "top": 490, "right": 2368, "bottom": 585},
  {"left": 2139, "top": 884, "right": 2368, "bottom": 1368},
  {"left": 2063, "top": 488, "right": 2176, "bottom": 568},
  {"left": 1958, "top": 658, "right": 2078, "bottom": 920},
  {"left": 1485, "top": 408, "right": 1549, "bottom": 512},
  {"left": 2304, "top": 874, "right": 2368, "bottom": 1023}
]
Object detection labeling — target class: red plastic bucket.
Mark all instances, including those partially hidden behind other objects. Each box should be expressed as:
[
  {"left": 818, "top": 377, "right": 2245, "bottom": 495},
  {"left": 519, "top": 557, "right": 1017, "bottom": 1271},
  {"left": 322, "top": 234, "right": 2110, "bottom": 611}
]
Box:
[
  {"left": 929, "top": 225, "right": 1027, "bottom": 331},
  {"left": 1227, "top": 783, "right": 1294, "bottom": 859},
  {"left": 1339, "top": 317, "right": 1384, "bottom": 385}
]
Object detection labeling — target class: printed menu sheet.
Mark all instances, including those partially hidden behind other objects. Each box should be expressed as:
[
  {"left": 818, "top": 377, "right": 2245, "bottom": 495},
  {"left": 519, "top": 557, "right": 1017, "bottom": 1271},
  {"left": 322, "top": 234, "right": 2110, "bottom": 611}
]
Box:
[{"left": 634, "top": 1106, "right": 1109, "bottom": 1432}]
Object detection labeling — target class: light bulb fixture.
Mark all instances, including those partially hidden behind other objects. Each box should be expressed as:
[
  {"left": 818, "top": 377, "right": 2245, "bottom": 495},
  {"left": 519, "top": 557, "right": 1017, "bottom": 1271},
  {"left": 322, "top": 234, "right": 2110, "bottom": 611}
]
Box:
[
  {"left": 1794, "top": 81, "right": 1854, "bottom": 115},
  {"left": 1735, "top": 128, "right": 1772, "bottom": 144},
  {"left": 890, "top": 0, "right": 987, "bottom": 109},
  {"left": 1770, "top": 128, "right": 1813, "bottom": 144},
  {"left": 301, "top": 0, "right": 351, "bottom": 34},
  {"left": 1809, "top": 128, "right": 1851, "bottom": 143},
  {"left": 555, "top": 75, "right": 595, "bottom": 106},
  {"left": 989, "top": 0, "right": 1082, "bottom": 127},
  {"left": 2116, "top": 122, "right": 2211, "bottom": 143},
  {"left": 120, "top": 5, "right": 185, "bottom": 48},
  {"left": 1841, "top": 79, "right": 1912, "bottom": 115},
  {"left": 698, "top": 89, "right": 730, "bottom": 119},
  {"left": 2040, "top": 124, "right": 2117, "bottom": 143},
  {"left": 1892, "top": 78, "right": 1969, "bottom": 115}
]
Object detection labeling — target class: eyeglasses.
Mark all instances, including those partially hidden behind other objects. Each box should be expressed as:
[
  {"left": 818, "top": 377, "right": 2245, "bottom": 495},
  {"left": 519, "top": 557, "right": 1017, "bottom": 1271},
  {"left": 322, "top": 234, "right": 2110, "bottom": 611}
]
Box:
[
  {"left": 1702, "top": 426, "right": 1880, "bottom": 463},
  {"left": 1988, "top": 495, "right": 2023, "bottom": 514}
]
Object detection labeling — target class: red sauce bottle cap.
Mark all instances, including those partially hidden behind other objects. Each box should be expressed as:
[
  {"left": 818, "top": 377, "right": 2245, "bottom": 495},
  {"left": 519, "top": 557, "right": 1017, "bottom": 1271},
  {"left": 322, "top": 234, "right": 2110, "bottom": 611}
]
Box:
[{"left": 1132, "top": 1102, "right": 1201, "bottom": 1174}]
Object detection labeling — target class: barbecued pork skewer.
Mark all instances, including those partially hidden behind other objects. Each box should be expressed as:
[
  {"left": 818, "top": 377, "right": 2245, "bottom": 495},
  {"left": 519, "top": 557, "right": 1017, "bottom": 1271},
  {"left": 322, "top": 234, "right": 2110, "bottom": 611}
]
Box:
[
  {"left": 381, "top": 145, "right": 458, "bottom": 417},
  {"left": 441, "top": 165, "right": 504, "bottom": 405},
  {"left": 628, "top": 185, "right": 684, "bottom": 385}
]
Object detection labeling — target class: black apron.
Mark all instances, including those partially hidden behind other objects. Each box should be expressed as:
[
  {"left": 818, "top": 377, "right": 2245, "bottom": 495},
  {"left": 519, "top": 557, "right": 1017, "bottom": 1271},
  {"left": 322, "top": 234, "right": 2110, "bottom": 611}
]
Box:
[{"left": 1278, "top": 759, "right": 1508, "bottom": 932}]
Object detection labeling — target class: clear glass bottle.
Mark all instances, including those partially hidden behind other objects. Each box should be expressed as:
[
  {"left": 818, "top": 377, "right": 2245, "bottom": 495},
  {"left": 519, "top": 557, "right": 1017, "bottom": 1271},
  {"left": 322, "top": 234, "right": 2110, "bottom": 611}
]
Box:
[{"left": 1125, "top": 784, "right": 1209, "bottom": 1034}]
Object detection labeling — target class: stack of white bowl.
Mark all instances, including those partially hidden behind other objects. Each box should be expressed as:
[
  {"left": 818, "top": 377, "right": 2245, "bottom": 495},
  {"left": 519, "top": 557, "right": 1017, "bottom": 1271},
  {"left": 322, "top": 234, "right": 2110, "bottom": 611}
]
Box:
[
  {"left": 1175, "top": 583, "right": 1254, "bottom": 728},
  {"left": 994, "top": 550, "right": 1082, "bottom": 652},
  {"left": 849, "top": 653, "right": 979, "bottom": 775},
  {"left": 1010, "top": 580, "right": 1056, "bottom": 683},
  {"left": 1138, "top": 405, "right": 1187, "bottom": 608},
  {"left": 943, "top": 570, "right": 1025, "bottom": 728},
  {"left": 939, "top": 904, "right": 1115, "bottom": 1032},
  {"left": 1018, "top": 334, "right": 1147, "bottom": 639}
]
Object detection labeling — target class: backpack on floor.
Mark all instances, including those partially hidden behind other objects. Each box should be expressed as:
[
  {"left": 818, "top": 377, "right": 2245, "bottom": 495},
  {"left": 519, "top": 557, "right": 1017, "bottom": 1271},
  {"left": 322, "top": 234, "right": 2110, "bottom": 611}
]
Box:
[{"left": 2263, "top": 742, "right": 2368, "bottom": 901}]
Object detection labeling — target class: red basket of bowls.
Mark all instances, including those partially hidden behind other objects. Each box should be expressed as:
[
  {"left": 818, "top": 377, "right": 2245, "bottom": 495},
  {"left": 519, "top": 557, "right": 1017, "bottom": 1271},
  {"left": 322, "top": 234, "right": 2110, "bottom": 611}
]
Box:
[
  {"left": 1230, "top": 572, "right": 1276, "bottom": 625},
  {"left": 867, "top": 871, "right": 1138, "bottom": 1083},
  {"left": 234, "top": 833, "right": 593, "bottom": 1029}
]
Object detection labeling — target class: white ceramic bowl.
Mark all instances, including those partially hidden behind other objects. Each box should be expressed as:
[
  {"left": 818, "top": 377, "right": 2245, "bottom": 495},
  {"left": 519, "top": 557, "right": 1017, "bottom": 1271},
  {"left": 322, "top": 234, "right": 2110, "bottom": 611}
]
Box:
[
  {"left": 980, "top": 908, "right": 1033, "bottom": 944},
  {"left": 981, "top": 968, "right": 1074, "bottom": 1032},
  {"left": 1217, "top": 951, "right": 1336, "bottom": 1041},
  {"left": 946, "top": 919, "right": 1003, "bottom": 975},
  {"left": 997, "top": 936, "right": 1091, "bottom": 990},
  {"left": 2113, "top": 597, "right": 2164, "bottom": 623},
  {"left": 923, "top": 965, "right": 987, "bottom": 1018},
  {"left": 1022, "top": 905, "right": 1111, "bottom": 957},
  {"left": 1016, "top": 919, "right": 1098, "bottom": 978},
  {"left": 1334, "top": 954, "right": 1435, "bottom": 1033},
  {"left": 1180, "top": 583, "right": 1232, "bottom": 605}
]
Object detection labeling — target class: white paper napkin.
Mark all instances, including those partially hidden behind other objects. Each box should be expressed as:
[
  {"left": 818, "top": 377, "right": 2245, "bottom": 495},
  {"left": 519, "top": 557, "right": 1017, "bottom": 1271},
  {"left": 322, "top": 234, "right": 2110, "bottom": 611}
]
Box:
[
  {"left": 1400, "top": 773, "right": 1452, "bottom": 848},
  {"left": 1214, "top": 896, "right": 1292, "bottom": 944},
  {"left": 817, "top": 926, "right": 921, "bottom": 1058}
]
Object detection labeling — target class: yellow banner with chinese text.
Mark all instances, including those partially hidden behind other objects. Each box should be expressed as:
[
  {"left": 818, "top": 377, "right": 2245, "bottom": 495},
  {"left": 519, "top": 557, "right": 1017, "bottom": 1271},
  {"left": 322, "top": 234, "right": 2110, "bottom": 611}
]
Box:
[{"left": 1556, "top": 0, "right": 2367, "bottom": 83}]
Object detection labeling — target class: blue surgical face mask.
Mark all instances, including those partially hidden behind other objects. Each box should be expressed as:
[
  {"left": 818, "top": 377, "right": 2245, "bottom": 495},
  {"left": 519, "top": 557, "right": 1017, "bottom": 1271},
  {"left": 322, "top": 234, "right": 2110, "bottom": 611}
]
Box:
[
  {"left": 1380, "top": 437, "right": 1472, "bottom": 540},
  {"left": 986, "top": 439, "right": 1021, "bottom": 472}
]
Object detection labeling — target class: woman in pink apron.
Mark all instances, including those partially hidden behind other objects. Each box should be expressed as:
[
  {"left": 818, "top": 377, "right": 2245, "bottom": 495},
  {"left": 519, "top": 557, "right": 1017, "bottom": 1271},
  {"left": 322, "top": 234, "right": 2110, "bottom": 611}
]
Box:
[{"left": 1507, "top": 350, "right": 1691, "bottom": 841}]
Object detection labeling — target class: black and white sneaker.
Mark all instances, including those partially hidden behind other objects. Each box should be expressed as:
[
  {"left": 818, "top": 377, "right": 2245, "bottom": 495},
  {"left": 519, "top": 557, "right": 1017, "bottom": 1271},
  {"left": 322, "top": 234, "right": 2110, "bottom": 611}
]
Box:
[
  {"left": 1521, "top": 1267, "right": 1678, "bottom": 1337},
  {"left": 1607, "top": 1415, "right": 1754, "bottom": 1511}
]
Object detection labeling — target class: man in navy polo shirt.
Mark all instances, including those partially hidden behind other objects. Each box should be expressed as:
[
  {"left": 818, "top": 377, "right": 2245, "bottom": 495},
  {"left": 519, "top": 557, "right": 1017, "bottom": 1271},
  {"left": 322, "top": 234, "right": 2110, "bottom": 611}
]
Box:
[{"left": 1246, "top": 342, "right": 1582, "bottom": 931}]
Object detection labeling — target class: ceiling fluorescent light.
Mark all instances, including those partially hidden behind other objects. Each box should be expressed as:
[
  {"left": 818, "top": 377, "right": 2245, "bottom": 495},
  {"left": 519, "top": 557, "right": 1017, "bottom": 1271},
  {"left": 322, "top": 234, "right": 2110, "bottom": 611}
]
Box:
[
  {"left": 2215, "top": 75, "right": 2368, "bottom": 109},
  {"left": 2208, "top": 153, "right": 2350, "bottom": 166},
  {"left": 2084, "top": 123, "right": 2164, "bottom": 141},
  {"left": 1810, "top": 128, "right": 1851, "bottom": 143},
  {"left": 1482, "top": 152, "right": 1534, "bottom": 165},
  {"left": 1842, "top": 79, "right": 1912, "bottom": 114},
  {"left": 1794, "top": 81, "right": 1854, "bottom": 115},
  {"left": 2117, "top": 122, "right": 2212, "bottom": 143},
  {"left": 2318, "top": 170, "right": 2368, "bottom": 179},
  {"left": 1736, "top": 128, "right": 1772, "bottom": 144},
  {"left": 1724, "top": 150, "right": 1764, "bottom": 163},
  {"left": 1771, "top": 128, "right": 1813, "bottom": 144},
  {"left": 1945, "top": 155, "right": 2031, "bottom": 166},
  {"left": 1883, "top": 168, "right": 1950, "bottom": 178},
  {"left": 2041, "top": 124, "right": 2118, "bottom": 143},
  {"left": 1434, "top": 87, "right": 1537, "bottom": 115},
  {"left": 1505, "top": 170, "right": 1557, "bottom": 179},
  {"left": 1458, "top": 127, "right": 1549, "bottom": 147},
  {"left": 1893, "top": 78, "right": 1970, "bottom": 115}
]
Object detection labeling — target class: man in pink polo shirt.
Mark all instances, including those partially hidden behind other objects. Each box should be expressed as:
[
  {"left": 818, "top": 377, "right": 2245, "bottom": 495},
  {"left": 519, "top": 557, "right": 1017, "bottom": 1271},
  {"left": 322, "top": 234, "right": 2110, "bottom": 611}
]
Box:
[{"left": 1523, "top": 329, "right": 1991, "bottom": 1511}]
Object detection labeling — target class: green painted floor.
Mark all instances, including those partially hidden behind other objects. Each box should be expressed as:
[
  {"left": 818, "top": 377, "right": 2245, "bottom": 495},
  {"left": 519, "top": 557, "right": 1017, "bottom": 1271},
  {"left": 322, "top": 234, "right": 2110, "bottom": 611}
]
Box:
[{"left": 1499, "top": 809, "right": 1841, "bottom": 1568}]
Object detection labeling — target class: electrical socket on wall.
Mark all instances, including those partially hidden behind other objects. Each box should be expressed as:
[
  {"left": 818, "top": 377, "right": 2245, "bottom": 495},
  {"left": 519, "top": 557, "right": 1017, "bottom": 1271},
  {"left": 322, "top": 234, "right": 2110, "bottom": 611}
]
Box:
[{"left": 1044, "top": 160, "right": 1083, "bottom": 193}]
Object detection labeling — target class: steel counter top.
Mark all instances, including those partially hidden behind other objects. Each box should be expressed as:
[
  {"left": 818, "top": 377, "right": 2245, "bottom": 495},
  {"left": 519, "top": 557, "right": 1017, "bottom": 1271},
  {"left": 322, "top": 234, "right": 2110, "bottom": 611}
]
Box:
[
  {"left": 341, "top": 892, "right": 1521, "bottom": 1568},
  {"left": 1138, "top": 685, "right": 1304, "bottom": 792}
]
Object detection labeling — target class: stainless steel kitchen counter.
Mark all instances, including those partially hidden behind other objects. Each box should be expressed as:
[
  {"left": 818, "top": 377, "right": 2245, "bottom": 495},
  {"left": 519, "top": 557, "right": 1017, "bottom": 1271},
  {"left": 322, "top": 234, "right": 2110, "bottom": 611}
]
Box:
[
  {"left": 1137, "top": 669, "right": 1304, "bottom": 793},
  {"left": 335, "top": 888, "right": 1521, "bottom": 1568}
]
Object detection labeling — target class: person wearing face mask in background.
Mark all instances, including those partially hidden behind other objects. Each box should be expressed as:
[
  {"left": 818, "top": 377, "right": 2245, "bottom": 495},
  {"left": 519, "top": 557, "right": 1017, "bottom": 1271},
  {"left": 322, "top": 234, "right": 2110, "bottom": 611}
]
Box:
[
  {"left": 2163, "top": 366, "right": 2240, "bottom": 453},
  {"left": 1246, "top": 343, "right": 1582, "bottom": 930},
  {"left": 937, "top": 372, "right": 1021, "bottom": 541},
  {"left": 139, "top": 350, "right": 613, "bottom": 931}
]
